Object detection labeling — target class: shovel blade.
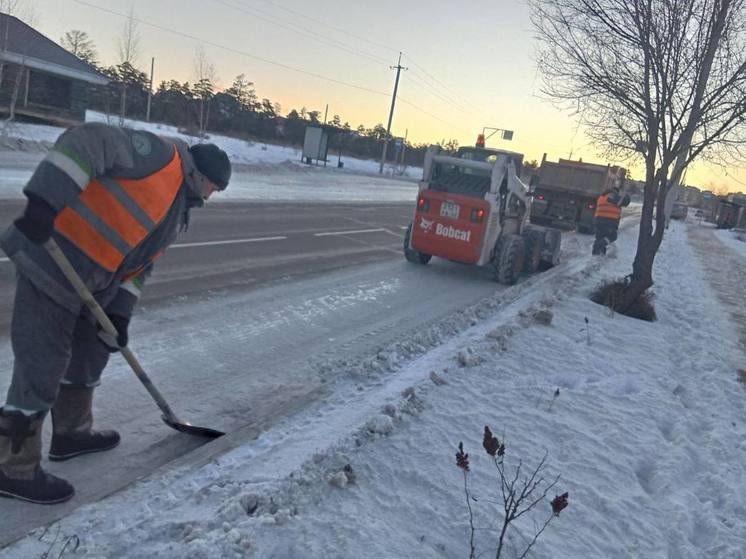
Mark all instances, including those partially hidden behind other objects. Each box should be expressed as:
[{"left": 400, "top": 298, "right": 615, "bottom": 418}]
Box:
[{"left": 161, "top": 415, "right": 225, "bottom": 439}]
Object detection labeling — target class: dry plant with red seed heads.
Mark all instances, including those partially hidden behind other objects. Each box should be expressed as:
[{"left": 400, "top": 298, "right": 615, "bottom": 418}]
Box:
[
  {"left": 456, "top": 441, "right": 476, "bottom": 558},
  {"left": 455, "top": 425, "right": 569, "bottom": 559}
]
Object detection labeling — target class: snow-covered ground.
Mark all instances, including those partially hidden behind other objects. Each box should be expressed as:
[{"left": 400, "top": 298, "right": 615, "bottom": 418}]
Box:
[
  {"left": 2, "top": 217, "right": 744, "bottom": 557},
  {"left": 1, "top": 117, "right": 744, "bottom": 556},
  {"left": 0, "top": 113, "right": 422, "bottom": 204},
  {"left": 0, "top": 150, "right": 418, "bottom": 203},
  {"left": 0, "top": 111, "right": 423, "bottom": 180},
  {"left": 715, "top": 227, "right": 746, "bottom": 259}
]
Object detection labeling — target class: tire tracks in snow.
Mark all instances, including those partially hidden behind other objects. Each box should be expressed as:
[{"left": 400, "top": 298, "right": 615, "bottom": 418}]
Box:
[{"left": 686, "top": 222, "right": 746, "bottom": 355}]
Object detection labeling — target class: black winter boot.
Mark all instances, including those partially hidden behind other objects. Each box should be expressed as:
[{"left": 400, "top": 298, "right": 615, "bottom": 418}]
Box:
[
  {"left": 592, "top": 237, "right": 607, "bottom": 256},
  {"left": 0, "top": 409, "right": 75, "bottom": 504},
  {"left": 49, "top": 385, "right": 120, "bottom": 462}
]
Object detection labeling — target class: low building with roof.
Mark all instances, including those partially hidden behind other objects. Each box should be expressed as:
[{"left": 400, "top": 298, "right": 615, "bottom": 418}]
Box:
[{"left": 0, "top": 12, "right": 107, "bottom": 126}]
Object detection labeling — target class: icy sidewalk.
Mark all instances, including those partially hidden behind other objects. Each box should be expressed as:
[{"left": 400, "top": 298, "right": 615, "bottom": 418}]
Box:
[
  {"left": 3, "top": 224, "right": 745, "bottom": 559},
  {"left": 687, "top": 222, "right": 746, "bottom": 353}
]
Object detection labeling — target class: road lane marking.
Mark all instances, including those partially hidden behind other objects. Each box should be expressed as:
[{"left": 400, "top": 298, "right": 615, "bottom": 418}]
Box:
[
  {"left": 171, "top": 236, "right": 287, "bottom": 248},
  {"left": 314, "top": 228, "right": 385, "bottom": 237},
  {"left": 0, "top": 228, "right": 403, "bottom": 262},
  {"left": 341, "top": 216, "right": 409, "bottom": 238}
]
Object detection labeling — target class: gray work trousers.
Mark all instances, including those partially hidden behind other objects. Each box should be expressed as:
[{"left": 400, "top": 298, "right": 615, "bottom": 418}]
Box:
[{"left": 3, "top": 274, "right": 111, "bottom": 414}]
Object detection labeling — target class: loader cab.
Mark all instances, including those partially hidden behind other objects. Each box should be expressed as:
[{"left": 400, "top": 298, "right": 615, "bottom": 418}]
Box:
[{"left": 457, "top": 147, "right": 523, "bottom": 177}]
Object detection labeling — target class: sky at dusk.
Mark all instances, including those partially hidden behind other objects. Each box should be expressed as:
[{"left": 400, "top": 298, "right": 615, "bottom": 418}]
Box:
[{"left": 18, "top": 0, "right": 746, "bottom": 193}]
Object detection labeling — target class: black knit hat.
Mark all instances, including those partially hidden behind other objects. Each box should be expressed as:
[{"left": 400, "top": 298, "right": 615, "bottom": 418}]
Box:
[{"left": 189, "top": 144, "right": 231, "bottom": 189}]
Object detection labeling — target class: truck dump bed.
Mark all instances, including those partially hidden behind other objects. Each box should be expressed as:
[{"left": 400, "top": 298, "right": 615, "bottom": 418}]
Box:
[{"left": 537, "top": 159, "right": 621, "bottom": 197}]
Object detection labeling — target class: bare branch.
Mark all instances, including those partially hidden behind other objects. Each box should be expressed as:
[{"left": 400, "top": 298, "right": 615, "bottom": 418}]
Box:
[
  {"left": 532, "top": 0, "right": 746, "bottom": 309},
  {"left": 118, "top": 5, "right": 140, "bottom": 66}
]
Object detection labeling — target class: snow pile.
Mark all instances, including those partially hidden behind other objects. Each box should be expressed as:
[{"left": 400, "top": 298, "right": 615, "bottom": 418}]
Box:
[
  {"left": 0, "top": 112, "right": 423, "bottom": 179},
  {"left": 3, "top": 220, "right": 744, "bottom": 558},
  {"left": 0, "top": 120, "right": 65, "bottom": 151}
]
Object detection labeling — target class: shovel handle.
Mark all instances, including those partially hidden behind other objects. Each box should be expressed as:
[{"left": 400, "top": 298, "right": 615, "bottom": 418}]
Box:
[{"left": 44, "top": 238, "right": 179, "bottom": 422}]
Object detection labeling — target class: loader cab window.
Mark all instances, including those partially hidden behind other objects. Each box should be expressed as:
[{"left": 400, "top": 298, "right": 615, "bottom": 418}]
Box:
[
  {"left": 430, "top": 149, "right": 491, "bottom": 198},
  {"left": 458, "top": 149, "right": 496, "bottom": 177}
]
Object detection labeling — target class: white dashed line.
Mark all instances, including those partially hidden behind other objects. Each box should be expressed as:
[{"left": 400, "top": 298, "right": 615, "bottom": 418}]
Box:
[
  {"left": 171, "top": 236, "right": 287, "bottom": 248},
  {"left": 313, "top": 228, "right": 385, "bottom": 237},
  {"left": 0, "top": 226, "right": 407, "bottom": 263}
]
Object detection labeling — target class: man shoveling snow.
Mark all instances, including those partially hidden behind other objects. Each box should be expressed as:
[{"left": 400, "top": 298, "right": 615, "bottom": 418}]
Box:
[{"left": 0, "top": 123, "right": 230, "bottom": 504}]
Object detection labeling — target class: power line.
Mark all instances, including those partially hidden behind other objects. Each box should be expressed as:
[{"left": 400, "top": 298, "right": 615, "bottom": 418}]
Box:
[
  {"left": 406, "top": 70, "right": 482, "bottom": 118},
  {"left": 258, "top": 0, "right": 399, "bottom": 56},
  {"left": 214, "top": 0, "right": 391, "bottom": 67},
  {"left": 246, "top": 0, "right": 493, "bottom": 122},
  {"left": 398, "top": 97, "right": 471, "bottom": 136},
  {"left": 408, "top": 63, "right": 465, "bottom": 107},
  {"left": 405, "top": 54, "right": 497, "bottom": 119},
  {"left": 71, "top": 0, "right": 390, "bottom": 97},
  {"left": 70, "top": 0, "right": 474, "bottom": 139}
]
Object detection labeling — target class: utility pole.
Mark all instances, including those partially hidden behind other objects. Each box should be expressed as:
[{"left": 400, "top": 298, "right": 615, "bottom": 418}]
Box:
[
  {"left": 379, "top": 52, "right": 407, "bottom": 174},
  {"left": 323, "top": 103, "right": 328, "bottom": 124},
  {"left": 145, "top": 57, "right": 154, "bottom": 122}
]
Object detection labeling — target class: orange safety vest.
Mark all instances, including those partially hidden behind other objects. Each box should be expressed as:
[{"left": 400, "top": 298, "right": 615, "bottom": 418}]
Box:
[
  {"left": 594, "top": 193, "right": 622, "bottom": 220},
  {"left": 55, "top": 148, "right": 183, "bottom": 272}
]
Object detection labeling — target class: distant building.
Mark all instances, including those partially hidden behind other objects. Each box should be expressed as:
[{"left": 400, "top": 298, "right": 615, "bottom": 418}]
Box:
[
  {"left": 0, "top": 13, "right": 107, "bottom": 126},
  {"left": 715, "top": 199, "right": 743, "bottom": 229},
  {"left": 724, "top": 193, "right": 746, "bottom": 230},
  {"left": 676, "top": 185, "right": 703, "bottom": 207}
]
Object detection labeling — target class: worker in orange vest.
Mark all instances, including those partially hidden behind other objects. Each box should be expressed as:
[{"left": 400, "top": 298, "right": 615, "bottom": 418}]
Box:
[
  {"left": 0, "top": 122, "right": 230, "bottom": 504},
  {"left": 592, "top": 185, "right": 630, "bottom": 255}
]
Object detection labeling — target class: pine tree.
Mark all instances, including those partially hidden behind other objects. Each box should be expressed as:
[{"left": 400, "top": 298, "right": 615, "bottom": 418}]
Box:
[{"left": 60, "top": 30, "right": 98, "bottom": 67}]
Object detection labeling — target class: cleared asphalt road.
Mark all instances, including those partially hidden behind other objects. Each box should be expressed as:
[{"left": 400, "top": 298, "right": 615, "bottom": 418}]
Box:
[
  {"left": 0, "top": 200, "right": 415, "bottom": 335},
  {"left": 0, "top": 199, "right": 519, "bottom": 547}
]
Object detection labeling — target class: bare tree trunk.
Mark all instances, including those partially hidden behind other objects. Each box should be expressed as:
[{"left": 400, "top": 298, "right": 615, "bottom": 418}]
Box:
[
  {"left": 204, "top": 97, "right": 210, "bottom": 135},
  {"left": 623, "top": 171, "right": 670, "bottom": 307},
  {"left": 6, "top": 64, "right": 24, "bottom": 122},
  {"left": 619, "top": 0, "right": 732, "bottom": 313},
  {"left": 119, "top": 83, "right": 127, "bottom": 126}
]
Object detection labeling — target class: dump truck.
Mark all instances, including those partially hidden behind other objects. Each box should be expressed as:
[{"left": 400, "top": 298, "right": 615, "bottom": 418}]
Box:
[
  {"left": 403, "top": 144, "right": 561, "bottom": 285},
  {"left": 529, "top": 156, "right": 627, "bottom": 233}
]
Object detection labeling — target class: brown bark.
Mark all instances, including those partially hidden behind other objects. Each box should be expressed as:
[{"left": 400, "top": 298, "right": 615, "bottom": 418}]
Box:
[{"left": 621, "top": 173, "right": 668, "bottom": 310}]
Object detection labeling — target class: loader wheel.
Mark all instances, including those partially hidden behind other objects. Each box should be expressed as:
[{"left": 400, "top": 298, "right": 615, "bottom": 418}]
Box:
[
  {"left": 539, "top": 228, "right": 562, "bottom": 269},
  {"left": 403, "top": 223, "right": 431, "bottom": 265},
  {"left": 523, "top": 231, "right": 542, "bottom": 274},
  {"left": 492, "top": 234, "right": 525, "bottom": 285}
]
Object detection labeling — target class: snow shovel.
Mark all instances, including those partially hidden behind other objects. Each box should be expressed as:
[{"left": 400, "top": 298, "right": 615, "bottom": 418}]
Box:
[{"left": 44, "top": 238, "right": 224, "bottom": 439}]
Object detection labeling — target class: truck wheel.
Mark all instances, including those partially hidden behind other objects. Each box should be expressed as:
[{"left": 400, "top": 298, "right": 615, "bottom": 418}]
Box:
[
  {"left": 523, "top": 231, "right": 542, "bottom": 273},
  {"left": 403, "top": 223, "right": 432, "bottom": 265},
  {"left": 493, "top": 234, "right": 525, "bottom": 285}
]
